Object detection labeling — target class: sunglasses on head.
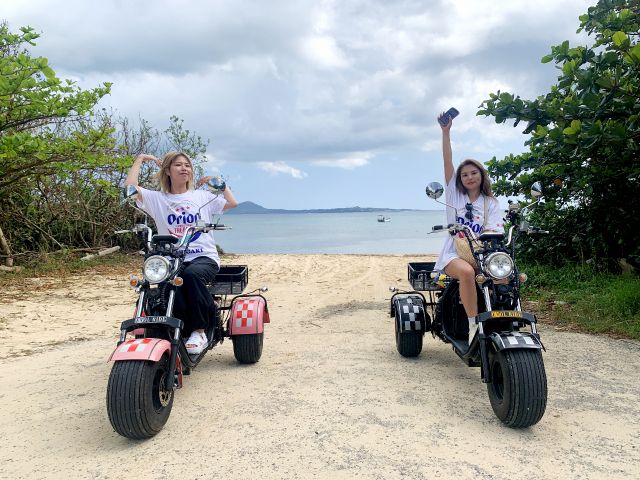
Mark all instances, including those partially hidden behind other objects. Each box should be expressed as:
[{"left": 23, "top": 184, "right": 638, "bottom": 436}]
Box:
[{"left": 464, "top": 203, "right": 473, "bottom": 221}]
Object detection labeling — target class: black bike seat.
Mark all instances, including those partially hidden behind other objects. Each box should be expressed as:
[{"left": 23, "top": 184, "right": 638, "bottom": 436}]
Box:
[
  {"left": 152, "top": 235, "right": 180, "bottom": 244},
  {"left": 478, "top": 232, "right": 505, "bottom": 241}
]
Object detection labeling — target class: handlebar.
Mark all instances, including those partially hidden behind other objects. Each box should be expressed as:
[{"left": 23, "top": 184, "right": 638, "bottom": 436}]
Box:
[
  {"left": 430, "top": 224, "right": 479, "bottom": 244},
  {"left": 430, "top": 224, "right": 455, "bottom": 233},
  {"left": 115, "top": 222, "right": 230, "bottom": 252},
  {"left": 447, "top": 223, "right": 478, "bottom": 240},
  {"left": 174, "top": 223, "right": 230, "bottom": 249}
]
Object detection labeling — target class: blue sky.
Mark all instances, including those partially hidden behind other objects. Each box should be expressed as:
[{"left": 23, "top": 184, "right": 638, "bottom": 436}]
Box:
[{"left": 4, "top": 0, "right": 594, "bottom": 209}]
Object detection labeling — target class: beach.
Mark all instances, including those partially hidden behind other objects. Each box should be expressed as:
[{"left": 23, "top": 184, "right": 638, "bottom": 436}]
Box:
[{"left": 0, "top": 253, "right": 639, "bottom": 480}]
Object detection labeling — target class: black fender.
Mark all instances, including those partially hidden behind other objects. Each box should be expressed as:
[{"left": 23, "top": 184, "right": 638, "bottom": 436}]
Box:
[{"left": 390, "top": 293, "right": 430, "bottom": 333}]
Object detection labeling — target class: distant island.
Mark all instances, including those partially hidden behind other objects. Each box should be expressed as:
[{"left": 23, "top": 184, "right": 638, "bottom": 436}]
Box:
[{"left": 226, "top": 201, "right": 422, "bottom": 215}]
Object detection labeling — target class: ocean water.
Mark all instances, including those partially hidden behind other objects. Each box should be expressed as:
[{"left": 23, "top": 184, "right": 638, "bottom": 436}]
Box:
[{"left": 213, "top": 210, "right": 448, "bottom": 254}]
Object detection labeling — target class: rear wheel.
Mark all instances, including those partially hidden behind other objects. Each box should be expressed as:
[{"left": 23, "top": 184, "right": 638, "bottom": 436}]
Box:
[
  {"left": 395, "top": 319, "right": 423, "bottom": 357},
  {"left": 106, "top": 354, "right": 174, "bottom": 439},
  {"left": 487, "top": 349, "right": 547, "bottom": 427},
  {"left": 232, "top": 333, "right": 263, "bottom": 364}
]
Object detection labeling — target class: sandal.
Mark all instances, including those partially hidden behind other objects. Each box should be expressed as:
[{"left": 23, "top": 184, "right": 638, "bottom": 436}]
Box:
[{"left": 185, "top": 331, "right": 208, "bottom": 355}]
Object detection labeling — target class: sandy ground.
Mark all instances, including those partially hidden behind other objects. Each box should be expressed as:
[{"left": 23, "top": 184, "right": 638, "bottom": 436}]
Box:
[{"left": 0, "top": 254, "right": 639, "bottom": 480}]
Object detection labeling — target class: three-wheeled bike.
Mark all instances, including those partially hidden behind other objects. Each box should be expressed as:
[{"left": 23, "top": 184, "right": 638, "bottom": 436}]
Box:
[
  {"left": 389, "top": 182, "right": 548, "bottom": 427},
  {"left": 106, "top": 184, "right": 270, "bottom": 439}
]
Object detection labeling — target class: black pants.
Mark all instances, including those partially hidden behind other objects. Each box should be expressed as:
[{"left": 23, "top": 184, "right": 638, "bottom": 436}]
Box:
[{"left": 173, "top": 256, "right": 219, "bottom": 335}]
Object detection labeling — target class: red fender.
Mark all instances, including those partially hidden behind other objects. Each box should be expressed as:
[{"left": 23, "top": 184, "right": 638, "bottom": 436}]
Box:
[
  {"left": 229, "top": 296, "right": 270, "bottom": 335},
  {"left": 109, "top": 338, "right": 172, "bottom": 362}
]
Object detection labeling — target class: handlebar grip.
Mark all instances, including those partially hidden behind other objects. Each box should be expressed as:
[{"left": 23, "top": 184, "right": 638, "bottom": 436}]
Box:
[
  {"left": 528, "top": 227, "right": 550, "bottom": 235},
  {"left": 432, "top": 225, "right": 444, "bottom": 231},
  {"left": 204, "top": 224, "right": 231, "bottom": 230},
  {"left": 114, "top": 230, "right": 130, "bottom": 234}
]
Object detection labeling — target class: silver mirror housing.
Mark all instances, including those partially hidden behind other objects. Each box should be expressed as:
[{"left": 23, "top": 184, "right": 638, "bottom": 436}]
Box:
[
  {"left": 207, "top": 176, "right": 226, "bottom": 193},
  {"left": 123, "top": 185, "right": 139, "bottom": 205},
  {"left": 124, "top": 184, "right": 138, "bottom": 199},
  {"left": 531, "top": 181, "right": 543, "bottom": 198},
  {"left": 425, "top": 182, "right": 444, "bottom": 200}
]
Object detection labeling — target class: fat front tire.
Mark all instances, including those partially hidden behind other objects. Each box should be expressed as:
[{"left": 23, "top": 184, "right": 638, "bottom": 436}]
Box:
[
  {"left": 395, "top": 319, "right": 423, "bottom": 357},
  {"left": 487, "top": 349, "right": 547, "bottom": 428},
  {"left": 232, "top": 333, "right": 263, "bottom": 364},
  {"left": 106, "top": 355, "right": 174, "bottom": 439}
]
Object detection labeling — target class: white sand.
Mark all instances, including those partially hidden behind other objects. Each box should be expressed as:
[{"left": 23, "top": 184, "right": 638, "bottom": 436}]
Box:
[{"left": 0, "top": 254, "right": 638, "bottom": 479}]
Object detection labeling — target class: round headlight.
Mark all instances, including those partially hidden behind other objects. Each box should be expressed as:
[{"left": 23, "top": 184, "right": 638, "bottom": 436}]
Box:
[
  {"left": 484, "top": 252, "right": 514, "bottom": 280},
  {"left": 143, "top": 256, "right": 171, "bottom": 283}
]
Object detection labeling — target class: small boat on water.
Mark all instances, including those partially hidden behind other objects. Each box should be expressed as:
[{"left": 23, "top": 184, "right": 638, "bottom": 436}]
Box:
[{"left": 377, "top": 215, "right": 391, "bottom": 223}]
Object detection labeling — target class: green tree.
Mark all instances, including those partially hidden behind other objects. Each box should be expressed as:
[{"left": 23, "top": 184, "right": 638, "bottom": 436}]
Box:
[
  {"left": 0, "top": 24, "right": 114, "bottom": 266},
  {"left": 0, "top": 24, "right": 113, "bottom": 189},
  {"left": 477, "top": 0, "right": 640, "bottom": 269}
]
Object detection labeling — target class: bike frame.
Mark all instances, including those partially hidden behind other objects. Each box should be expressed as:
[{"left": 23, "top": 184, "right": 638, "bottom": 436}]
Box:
[{"left": 109, "top": 223, "right": 268, "bottom": 391}]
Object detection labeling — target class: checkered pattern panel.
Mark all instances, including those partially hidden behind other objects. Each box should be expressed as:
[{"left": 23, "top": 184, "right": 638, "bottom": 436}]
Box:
[
  {"left": 119, "top": 338, "right": 152, "bottom": 353},
  {"left": 394, "top": 295, "right": 425, "bottom": 332},
  {"left": 234, "top": 299, "right": 256, "bottom": 328},
  {"left": 491, "top": 331, "right": 542, "bottom": 349}
]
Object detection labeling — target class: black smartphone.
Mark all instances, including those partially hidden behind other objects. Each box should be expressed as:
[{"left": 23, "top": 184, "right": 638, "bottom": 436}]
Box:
[{"left": 438, "top": 107, "right": 459, "bottom": 126}]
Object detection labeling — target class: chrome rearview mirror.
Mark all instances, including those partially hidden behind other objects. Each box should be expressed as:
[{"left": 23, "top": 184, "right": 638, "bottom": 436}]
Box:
[
  {"left": 122, "top": 184, "right": 139, "bottom": 205},
  {"left": 122, "top": 185, "right": 149, "bottom": 224},
  {"left": 425, "top": 182, "right": 444, "bottom": 200},
  {"left": 207, "top": 176, "right": 226, "bottom": 194},
  {"left": 531, "top": 181, "right": 543, "bottom": 198}
]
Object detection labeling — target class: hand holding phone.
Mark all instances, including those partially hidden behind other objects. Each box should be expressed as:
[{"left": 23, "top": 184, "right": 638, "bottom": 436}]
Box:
[{"left": 438, "top": 107, "right": 459, "bottom": 127}]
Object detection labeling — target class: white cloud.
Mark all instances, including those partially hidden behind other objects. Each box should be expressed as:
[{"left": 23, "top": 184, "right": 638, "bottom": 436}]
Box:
[
  {"left": 256, "top": 161, "right": 308, "bottom": 179},
  {"left": 312, "top": 152, "right": 372, "bottom": 170},
  {"left": 203, "top": 153, "right": 225, "bottom": 173},
  {"left": 300, "top": 35, "right": 349, "bottom": 69},
  {"left": 3, "top": 0, "right": 593, "bottom": 177}
]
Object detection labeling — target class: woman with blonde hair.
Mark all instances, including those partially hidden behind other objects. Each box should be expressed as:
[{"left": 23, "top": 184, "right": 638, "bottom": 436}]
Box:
[
  {"left": 125, "top": 151, "right": 238, "bottom": 354},
  {"left": 433, "top": 114, "right": 504, "bottom": 345}
]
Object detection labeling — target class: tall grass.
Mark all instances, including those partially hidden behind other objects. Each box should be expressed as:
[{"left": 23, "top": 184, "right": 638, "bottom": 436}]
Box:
[{"left": 521, "top": 263, "right": 640, "bottom": 340}]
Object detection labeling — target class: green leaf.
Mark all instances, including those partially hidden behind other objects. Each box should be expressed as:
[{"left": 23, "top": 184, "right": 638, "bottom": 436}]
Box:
[
  {"left": 535, "top": 125, "right": 548, "bottom": 136},
  {"left": 612, "top": 31, "right": 628, "bottom": 47},
  {"left": 628, "top": 43, "right": 640, "bottom": 63},
  {"left": 596, "top": 76, "right": 613, "bottom": 89},
  {"left": 42, "top": 66, "right": 55, "bottom": 79},
  {"left": 562, "top": 60, "right": 576, "bottom": 75}
]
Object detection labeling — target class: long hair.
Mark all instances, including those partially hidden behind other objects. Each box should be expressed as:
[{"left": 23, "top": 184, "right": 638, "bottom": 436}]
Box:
[
  {"left": 455, "top": 159, "right": 494, "bottom": 197},
  {"left": 157, "top": 151, "right": 194, "bottom": 193}
]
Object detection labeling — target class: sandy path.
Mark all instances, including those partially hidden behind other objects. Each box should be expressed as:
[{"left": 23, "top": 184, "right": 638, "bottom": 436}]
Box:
[{"left": 0, "top": 254, "right": 638, "bottom": 479}]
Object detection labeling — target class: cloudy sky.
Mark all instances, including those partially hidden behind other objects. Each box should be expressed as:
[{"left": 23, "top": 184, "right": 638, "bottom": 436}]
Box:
[{"left": 4, "top": 0, "right": 594, "bottom": 209}]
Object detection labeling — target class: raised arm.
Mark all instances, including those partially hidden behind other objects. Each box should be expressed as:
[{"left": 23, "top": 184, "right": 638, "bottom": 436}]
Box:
[
  {"left": 222, "top": 185, "right": 238, "bottom": 211},
  {"left": 125, "top": 154, "right": 160, "bottom": 202},
  {"left": 438, "top": 114, "right": 454, "bottom": 184}
]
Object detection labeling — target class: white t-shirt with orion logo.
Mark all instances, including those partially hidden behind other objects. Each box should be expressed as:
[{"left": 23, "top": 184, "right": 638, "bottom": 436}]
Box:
[
  {"left": 137, "top": 188, "right": 227, "bottom": 266},
  {"left": 434, "top": 177, "right": 504, "bottom": 272}
]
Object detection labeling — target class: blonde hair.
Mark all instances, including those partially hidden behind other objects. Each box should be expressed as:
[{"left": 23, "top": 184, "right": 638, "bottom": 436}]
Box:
[
  {"left": 157, "top": 151, "right": 194, "bottom": 193},
  {"left": 455, "top": 159, "right": 494, "bottom": 197}
]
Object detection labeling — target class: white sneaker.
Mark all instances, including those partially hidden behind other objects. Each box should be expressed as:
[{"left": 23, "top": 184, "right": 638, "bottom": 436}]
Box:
[
  {"left": 468, "top": 321, "right": 478, "bottom": 345},
  {"left": 185, "top": 331, "right": 208, "bottom": 355}
]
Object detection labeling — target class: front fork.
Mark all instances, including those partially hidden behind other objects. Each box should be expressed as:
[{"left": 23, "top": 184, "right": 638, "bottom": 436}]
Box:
[
  {"left": 163, "top": 290, "right": 181, "bottom": 391},
  {"left": 119, "top": 289, "right": 182, "bottom": 391},
  {"left": 477, "top": 284, "right": 538, "bottom": 383}
]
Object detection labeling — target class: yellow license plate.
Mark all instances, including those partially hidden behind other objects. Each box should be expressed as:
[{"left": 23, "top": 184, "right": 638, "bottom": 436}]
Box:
[{"left": 491, "top": 311, "right": 523, "bottom": 318}]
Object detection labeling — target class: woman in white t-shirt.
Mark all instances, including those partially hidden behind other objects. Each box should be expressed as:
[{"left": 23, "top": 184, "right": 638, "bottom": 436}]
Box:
[
  {"left": 434, "top": 113, "right": 504, "bottom": 345},
  {"left": 125, "top": 151, "right": 238, "bottom": 354}
]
